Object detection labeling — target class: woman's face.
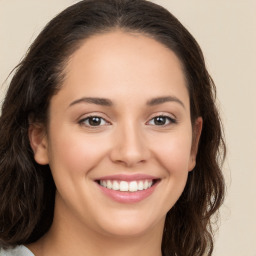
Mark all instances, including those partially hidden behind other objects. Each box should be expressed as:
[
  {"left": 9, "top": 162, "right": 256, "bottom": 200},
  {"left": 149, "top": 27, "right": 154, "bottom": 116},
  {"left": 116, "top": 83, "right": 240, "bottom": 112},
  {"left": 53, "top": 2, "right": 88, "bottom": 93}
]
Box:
[{"left": 31, "top": 30, "right": 201, "bottom": 238}]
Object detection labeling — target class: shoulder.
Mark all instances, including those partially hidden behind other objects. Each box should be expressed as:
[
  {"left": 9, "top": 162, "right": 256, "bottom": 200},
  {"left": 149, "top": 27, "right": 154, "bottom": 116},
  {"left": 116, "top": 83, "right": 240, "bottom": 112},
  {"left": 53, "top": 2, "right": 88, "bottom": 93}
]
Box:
[{"left": 0, "top": 245, "right": 34, "bottom": 256}]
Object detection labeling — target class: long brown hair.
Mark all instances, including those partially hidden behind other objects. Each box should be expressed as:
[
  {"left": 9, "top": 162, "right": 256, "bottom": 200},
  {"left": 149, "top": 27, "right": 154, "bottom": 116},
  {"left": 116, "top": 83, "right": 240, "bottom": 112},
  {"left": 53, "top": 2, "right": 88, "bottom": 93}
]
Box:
[{"left": 0, "top": 1, "right": 225, "bottom": 255}]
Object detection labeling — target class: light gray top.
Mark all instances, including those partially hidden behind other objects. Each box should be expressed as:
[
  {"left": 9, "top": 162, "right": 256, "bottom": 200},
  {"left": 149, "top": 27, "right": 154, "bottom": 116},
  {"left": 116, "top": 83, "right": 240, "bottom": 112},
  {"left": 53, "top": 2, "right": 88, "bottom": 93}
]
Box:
[{"left": 0, "top": 245, "right": 34, "bottom": 256}]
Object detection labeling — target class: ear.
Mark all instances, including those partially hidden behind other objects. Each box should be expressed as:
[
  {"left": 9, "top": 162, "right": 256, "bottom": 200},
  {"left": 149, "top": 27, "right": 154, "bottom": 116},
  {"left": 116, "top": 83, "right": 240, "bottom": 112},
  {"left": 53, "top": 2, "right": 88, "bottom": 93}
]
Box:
[
  {"left": 28, "top": 123, "right": 49, "bottom": 165},
  {"left": 188, "top": 117, "right": 203, "bottom": 171}
]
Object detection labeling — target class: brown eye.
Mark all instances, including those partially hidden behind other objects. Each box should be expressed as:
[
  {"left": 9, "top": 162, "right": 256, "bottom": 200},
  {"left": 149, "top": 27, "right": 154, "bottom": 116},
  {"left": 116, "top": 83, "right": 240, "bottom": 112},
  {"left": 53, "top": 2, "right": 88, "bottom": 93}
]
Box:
[
  {"left": 79, "top": 116, "right": 108, "bottom": 127},
  {"left": 88, "top": 117, "right": 102, "bottom": 126},
  {"left": 148, "top": 116, "right": 176, "bottom": 126},
  {"left": 154, "top": 116, "right": 167, "bottom": 125}
]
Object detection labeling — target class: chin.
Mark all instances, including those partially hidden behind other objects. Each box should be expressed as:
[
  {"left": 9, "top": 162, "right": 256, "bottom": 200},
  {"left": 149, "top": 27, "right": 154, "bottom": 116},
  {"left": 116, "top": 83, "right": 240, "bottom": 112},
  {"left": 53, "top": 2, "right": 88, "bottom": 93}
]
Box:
[{"left": 95, "top": 209, "right": 165, "bottom": 238}]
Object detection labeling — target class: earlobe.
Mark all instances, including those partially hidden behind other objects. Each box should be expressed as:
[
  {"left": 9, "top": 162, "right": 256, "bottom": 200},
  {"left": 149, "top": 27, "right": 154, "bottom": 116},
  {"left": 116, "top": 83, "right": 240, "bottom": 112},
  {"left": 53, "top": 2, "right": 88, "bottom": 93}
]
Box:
[
  {"left": 28, "top": 123, "right": 49, "bottom": 165},
  {"left": 189, "top": 117, "right": 203, "bottom": 171}
]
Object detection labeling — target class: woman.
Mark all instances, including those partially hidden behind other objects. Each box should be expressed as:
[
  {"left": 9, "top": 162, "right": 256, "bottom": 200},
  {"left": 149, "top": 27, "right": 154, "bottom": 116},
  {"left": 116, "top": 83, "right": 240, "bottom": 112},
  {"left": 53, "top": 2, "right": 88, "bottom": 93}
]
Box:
[{"left": 0, "top": 0, "right": 225, "bottom": 255}]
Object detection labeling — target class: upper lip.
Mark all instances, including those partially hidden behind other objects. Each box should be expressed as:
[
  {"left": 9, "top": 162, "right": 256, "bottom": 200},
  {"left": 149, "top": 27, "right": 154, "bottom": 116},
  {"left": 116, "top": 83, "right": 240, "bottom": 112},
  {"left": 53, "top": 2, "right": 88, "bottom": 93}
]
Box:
[{"left": 95, "top": 174, "right": 160, "bottom": 181}]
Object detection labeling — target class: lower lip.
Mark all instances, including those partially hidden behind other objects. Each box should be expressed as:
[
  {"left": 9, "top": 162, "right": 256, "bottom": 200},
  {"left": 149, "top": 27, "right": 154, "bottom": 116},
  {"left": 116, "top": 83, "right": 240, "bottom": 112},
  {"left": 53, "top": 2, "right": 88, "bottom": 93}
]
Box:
[{"left": 97, "top": 182, "right": 159, "bottom": 203}]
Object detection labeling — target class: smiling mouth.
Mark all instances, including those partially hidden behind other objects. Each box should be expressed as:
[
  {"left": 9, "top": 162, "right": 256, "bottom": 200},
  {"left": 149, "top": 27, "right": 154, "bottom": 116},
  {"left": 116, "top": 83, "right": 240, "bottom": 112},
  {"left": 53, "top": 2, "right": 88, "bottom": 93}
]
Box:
[{"left": 97, "top": 179, "right": 159, "bottom": 192}]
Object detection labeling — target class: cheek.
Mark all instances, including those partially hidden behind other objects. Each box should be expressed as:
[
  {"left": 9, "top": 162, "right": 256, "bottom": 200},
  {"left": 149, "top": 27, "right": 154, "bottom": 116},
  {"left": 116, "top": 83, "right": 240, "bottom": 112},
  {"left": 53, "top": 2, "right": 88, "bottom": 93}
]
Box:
[
  {"left": 47, "top": 130, "right": 109, "bottom": 177},
  {"left": 151, "top": 133, "right": 192, "bottom": 211},
  {"left": 152, "top": 132, "right": 193, "bottom": 174}
]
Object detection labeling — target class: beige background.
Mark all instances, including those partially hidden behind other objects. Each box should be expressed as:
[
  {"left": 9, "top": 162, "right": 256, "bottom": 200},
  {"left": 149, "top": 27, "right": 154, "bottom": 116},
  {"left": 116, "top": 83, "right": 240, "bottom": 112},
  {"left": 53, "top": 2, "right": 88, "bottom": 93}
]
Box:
[{"left": 0, "top": 1, "right": 255, "bottom": 255}]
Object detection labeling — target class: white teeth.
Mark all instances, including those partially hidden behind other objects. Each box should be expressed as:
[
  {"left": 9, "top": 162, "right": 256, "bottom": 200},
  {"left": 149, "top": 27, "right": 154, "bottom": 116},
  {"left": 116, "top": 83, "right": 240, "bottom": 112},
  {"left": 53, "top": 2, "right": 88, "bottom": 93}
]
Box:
[
  {"left": 129, "top": 181, "right": 137, "bottom": 192},
  {"left": 120, "top": 181, "right": 129, "bottom": 191},
  {"left": 138, "top": 181, "right": 144, "bottom": 190},
  {"left": 101, "top": 180, "right": 107, "bottom": 188},
  {"left": 112, "top": 180, "right": 119, "bottom": 190},
  {"left": 107, "top": 180, "right": 112, "bottom": 189},
  {"left": 143, "top": 180, "right": 149, "bottom": 190},
  {"left": 99, "top": 179, "right": 154, "bottom": 192}
]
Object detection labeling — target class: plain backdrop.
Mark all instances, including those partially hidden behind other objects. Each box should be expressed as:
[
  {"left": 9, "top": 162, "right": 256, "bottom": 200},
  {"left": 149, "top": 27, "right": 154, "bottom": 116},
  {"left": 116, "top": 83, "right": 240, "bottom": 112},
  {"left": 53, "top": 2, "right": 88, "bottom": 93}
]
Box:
[{"left": 0, "top": 1, "right": 255, "bottom": 255}]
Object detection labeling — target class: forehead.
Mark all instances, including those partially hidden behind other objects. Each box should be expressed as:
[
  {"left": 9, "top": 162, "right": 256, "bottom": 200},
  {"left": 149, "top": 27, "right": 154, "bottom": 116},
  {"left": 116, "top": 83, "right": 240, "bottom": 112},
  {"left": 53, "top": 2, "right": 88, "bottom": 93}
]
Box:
[{"left": 55, "top": 30, "right": 189, "bottom": 108}]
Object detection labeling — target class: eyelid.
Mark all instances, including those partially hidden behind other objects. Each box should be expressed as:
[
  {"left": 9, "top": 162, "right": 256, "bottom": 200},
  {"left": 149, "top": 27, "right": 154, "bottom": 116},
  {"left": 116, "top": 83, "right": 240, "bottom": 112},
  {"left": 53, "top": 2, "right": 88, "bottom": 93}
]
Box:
[
  {"left": 78, "top": 113, "right": 111, "bottom": 127},
  {"left": 146, "top": 113, "right": 177, "bottom": 126},
  {"left": 77, "top": 111, "right": 110, "bottom": 121},
  {"left": 147, "top": 111, "right": 176, "bottom": 120}
]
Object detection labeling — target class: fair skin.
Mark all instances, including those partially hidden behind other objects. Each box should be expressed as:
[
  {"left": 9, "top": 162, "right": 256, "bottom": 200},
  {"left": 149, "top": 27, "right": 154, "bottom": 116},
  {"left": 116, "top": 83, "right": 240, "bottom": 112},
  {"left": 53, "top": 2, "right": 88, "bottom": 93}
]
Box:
[{"left": 29, "top": 30, "right": 202, "bottom": 256}]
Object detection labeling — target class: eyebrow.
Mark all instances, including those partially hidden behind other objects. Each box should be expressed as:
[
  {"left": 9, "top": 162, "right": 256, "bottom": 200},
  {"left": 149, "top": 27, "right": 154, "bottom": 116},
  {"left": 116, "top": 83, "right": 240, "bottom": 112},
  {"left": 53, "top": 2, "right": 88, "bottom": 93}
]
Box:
[
  {"left": 146, "top": 96, "right": 185, "bottom": 108},
  {"left": 69, "top": 95, "right": 185, "bottom": 108},
  {"left": 69, "top": 97, "right": 113, "bottom": 107}
]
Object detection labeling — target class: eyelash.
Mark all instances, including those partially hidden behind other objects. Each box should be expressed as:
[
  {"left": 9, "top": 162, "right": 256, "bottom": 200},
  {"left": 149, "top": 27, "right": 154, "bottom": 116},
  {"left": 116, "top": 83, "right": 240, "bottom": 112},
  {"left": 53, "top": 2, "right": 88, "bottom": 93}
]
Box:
[
  {"left": 147, "top": 115, "right": 177, "bottom": 126},
  {"left": 79, "top": 114, "right": 176, "bottom": 128},
  {"left": 78, "top": 115, "right": 110, "bottom": 127}
]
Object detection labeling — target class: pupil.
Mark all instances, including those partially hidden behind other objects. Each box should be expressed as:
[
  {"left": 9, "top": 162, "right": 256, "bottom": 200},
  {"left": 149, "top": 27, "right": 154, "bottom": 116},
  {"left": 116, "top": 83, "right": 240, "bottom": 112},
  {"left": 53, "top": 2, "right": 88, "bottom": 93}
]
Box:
[
  {"left": 89, "top": 117, "right": 101, "bottom": 126},
  {"left": 155, "top": 117, "right": 166, "bottom": 125}
]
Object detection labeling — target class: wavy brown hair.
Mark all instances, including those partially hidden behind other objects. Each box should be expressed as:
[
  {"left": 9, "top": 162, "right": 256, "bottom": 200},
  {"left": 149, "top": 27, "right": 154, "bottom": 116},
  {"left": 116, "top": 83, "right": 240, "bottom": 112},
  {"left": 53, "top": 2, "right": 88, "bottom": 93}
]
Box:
[{"left": 0, "top": 0, "right": 225, "bottom": 255}]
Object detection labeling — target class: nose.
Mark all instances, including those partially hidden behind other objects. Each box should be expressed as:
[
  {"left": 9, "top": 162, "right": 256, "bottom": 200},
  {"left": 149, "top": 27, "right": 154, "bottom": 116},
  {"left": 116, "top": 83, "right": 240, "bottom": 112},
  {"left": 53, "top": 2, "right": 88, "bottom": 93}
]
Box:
[{"left": 109, "top": 121, "right": 151, "bottom": 167}]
